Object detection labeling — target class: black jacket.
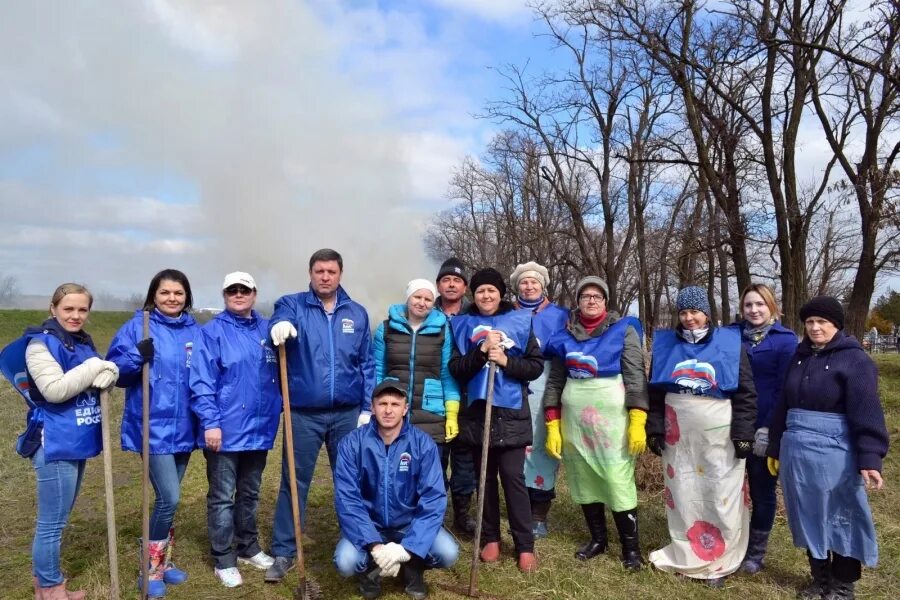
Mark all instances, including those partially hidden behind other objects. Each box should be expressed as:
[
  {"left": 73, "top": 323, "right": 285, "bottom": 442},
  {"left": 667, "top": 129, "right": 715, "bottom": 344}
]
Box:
[
  {"left": 449, "top": 301, "right": 544, "bottom": 448},
  {"left": 647, "top": 326, "right": 757, "bottom": 443}
]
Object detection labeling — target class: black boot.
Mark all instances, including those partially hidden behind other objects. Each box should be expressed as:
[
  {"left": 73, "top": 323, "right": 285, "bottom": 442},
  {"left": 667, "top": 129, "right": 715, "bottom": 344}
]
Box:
[
  {"left": 799, "top": 554, "right": 831, "bottom": 600},
  {"left": 612, "top": 509, "right": 643, "bottom": 571},
  {"left": 452, "top": 494, "right": 476, "bottom": 536},
  {"left": 402, "top": 555, "right": 428, "bottom": 600},
  {"left": 824, "top": 580, "right": 855, "bottom": 600},
  {"left": 357, "top": 563, "right": 381, "bottom": 600},
  {"left": 531, "top": 500, "right": 551, "bottom": 539},
  {"left": 575, "top": 503, "right": 608, "bottom": 561}
]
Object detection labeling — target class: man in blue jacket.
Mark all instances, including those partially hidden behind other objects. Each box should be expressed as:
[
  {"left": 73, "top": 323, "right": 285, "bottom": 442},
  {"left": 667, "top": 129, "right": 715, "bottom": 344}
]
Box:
[
  {"left": 333, "top": 380, "right": 459, "bottom": 600},
  {"left": 265, "top": 248, "right": 376, "bottom": 582}
]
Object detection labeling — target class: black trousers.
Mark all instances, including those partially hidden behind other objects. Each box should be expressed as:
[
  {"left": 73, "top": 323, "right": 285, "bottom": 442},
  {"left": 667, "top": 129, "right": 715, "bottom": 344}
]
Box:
[
  {"left": 472, "top": 445, "right": 533, "bottom": 553},
  {"left": 808, "top": 550, "right": 862, "bottom": 583}
]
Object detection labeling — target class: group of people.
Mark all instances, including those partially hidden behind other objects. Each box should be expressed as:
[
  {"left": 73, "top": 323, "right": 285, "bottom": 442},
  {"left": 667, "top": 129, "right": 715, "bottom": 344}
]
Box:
[{"left": 0, "top": 249, "right": 889, "bottom": 600}]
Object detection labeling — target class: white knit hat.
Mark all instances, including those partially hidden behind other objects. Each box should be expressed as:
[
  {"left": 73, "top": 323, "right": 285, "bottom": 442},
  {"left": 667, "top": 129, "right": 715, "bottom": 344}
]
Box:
[
  {"left": 405, "top": 278, "right": 437, "bottom": 301},
  {"left": 509, "top": 261, "right": 549, "bottom": 290}
]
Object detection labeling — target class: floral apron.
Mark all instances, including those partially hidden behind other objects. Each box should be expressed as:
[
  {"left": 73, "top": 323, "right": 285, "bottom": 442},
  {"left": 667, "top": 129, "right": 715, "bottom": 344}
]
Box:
[{"left": 649, "top": 392, "right": 749, "bottom": 579}]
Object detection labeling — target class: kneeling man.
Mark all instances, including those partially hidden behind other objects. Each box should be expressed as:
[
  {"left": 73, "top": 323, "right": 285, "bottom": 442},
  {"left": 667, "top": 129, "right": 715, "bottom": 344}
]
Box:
[{"left": 334, "top": 380, "right": 459, "bottom": 599}]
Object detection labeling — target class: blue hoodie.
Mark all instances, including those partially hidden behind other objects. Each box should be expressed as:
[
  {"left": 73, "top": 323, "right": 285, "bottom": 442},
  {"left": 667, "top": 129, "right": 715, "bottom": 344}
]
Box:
[
  {"left": 269, "top": 285, "right": 375, "bottom": 411},
  {"left": 189, "top": 310, "right": 281, "bottom": 452},
  {"left": 334, "top": 421, "right": 446, "bottom": 558},
  {"left": 727, "top": 321, "right": 797, "bottom": 428},
  {"left": 107, "top": 309, "right": 198, "bottom": 454}
]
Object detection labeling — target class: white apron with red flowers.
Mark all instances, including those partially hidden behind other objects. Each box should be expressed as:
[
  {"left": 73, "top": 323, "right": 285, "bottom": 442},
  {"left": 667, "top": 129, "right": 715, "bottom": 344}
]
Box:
[{"left": 649, "top": 392, "right": 749, "bottom": 580}]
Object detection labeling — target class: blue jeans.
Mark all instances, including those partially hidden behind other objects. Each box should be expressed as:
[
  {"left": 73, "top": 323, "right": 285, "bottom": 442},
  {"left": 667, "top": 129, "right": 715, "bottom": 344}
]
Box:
[
  {"left": 333, "top": 527, "right": 459, "bottom": 577},
  {"left": 271, "top": 406, "right": 358, "bottom": 558},
  {"left": 747, "top": 454, "right": 777, "bottom": 531},
  {"left": 149, "top": 452, "right": 191, "bottom": 540},
  {"left": 204, "top": 450, "right": 268, "bottom": 569},
  {"left": 31, "top": 446, "right": 86, "bottom": 587}
]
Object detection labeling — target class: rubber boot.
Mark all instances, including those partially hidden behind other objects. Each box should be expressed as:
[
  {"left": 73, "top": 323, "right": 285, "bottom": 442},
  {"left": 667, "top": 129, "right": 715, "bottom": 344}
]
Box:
[
  {"left": 740, "top": 528, "right": 771, "bottom": 574},
  {"left": 35, "top": 582, "right": 86, "bottom": 600},
  {"left": 574, "top": 503, "right": 608, "bottom": 561},
  {"left": 137, "top": 539, "right": 168, "bottom": 598},
  {"left": 612, "top": 509, "right": 643, "bottom": 571},
  {"left": 162, "top": 527, "right": 188, "bottom": 585},
  {"left": 799, "top": 554, "right": 831, "bottom": 600},
  {"left": 451, "top": 493, "right": 476, "bottom": 536},
  {"left": 402, "top": 555, "right": 428, "bottom": 600},
  {"left": 357, "top": 563, "right": 381, "bottom": 600},
  {"left": 531, "top": 500, "right": 551, "bottom": 539},
  {"left": 825, "top": 580, "right": 856, "bottom": 600}
]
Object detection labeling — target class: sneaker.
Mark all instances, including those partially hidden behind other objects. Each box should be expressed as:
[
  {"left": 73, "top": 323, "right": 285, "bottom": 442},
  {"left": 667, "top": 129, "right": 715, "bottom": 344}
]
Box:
[
  {"left": 532, "top": 521, "right": 549, "bottom": 539},
  {"left": 238, "top": 551, "right": 275, "bottom": 570},
  {"left": 480, "top": 542, "right": 501, "bottom": 562},
  {"left": 517, "top": 552, "right": 538, "bottom": 573},
  {"left": 264, "top": 556, "right": 295, "bottom": 583},
  {"left": 215, "top": 567, "right": 243, "bottom": 588}
]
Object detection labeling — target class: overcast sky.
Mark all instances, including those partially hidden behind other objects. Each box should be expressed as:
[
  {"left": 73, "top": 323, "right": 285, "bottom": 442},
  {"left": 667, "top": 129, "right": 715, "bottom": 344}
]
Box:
[
  {"left": 0, "top": 0, "right": 544, "bottom": 311},
  {"left": 1, "top": 0, "right": 893, "bottom": 314}
]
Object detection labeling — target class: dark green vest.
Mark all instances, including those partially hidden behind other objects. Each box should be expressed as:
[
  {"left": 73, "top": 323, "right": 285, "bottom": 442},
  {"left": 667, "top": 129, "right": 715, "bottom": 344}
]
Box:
[{"left": 383, "top": 321, "right": 446, "bottom": 444}]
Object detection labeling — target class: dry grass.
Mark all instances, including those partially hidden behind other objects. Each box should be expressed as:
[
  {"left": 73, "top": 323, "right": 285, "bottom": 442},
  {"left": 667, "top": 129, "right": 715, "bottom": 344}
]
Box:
[{"left": 0, "top": 311, "right": 897, "bottom": 599}]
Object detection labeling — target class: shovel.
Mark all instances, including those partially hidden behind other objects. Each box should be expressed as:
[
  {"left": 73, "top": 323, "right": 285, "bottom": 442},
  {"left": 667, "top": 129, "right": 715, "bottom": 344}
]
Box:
[{"left": 278, "top": 344, "right": 323, "bottom": 600}]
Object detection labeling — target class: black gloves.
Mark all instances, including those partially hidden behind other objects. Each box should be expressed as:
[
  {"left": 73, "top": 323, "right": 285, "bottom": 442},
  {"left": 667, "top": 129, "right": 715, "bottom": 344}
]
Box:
[
  {"left": 136, "top": 338, "right": 155, "bottom": 362},
  {"left": 733, "top": 440, "right": 753, "bottom": 459},
  {"left": 648, "top": 434, "right": 665, "bottom": 457}
]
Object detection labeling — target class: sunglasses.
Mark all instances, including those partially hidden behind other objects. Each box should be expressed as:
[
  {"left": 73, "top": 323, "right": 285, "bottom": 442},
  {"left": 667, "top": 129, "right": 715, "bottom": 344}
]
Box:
[{"left": 224, "top": 286, "right": 254, "bottom": 296}]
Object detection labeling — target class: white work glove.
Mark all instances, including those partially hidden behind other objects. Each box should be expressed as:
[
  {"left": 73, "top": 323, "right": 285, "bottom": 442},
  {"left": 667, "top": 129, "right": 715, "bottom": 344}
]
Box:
[
  {"left": 357, "top": 411, "right": 372, "bottom": 428},
  {"left": 372, "top": 542, "right": 410, "bottom": 578},
  {"left": 91, "top": 362, "right": 119, "bottom": 390},
  {"left": 270, "top": 321, "right": 298, "bottom": 346},
  {"left": 753, "top": 427, "right": 769, "bottom": 457}
]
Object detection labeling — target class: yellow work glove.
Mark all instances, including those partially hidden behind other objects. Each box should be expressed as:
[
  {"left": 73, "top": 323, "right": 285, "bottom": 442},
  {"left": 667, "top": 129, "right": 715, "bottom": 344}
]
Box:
[
  {"left": 545, "top": 419, "right": 562, "bottom": 460},
  {"left": 445, "top": 400, "right": 460, "bottom": 442},
  {"left": 767, "top": 457, "right": 779, "bottom": 477},
  {"left": 627, "top": 409, "right": 648, "bottom": 455}
]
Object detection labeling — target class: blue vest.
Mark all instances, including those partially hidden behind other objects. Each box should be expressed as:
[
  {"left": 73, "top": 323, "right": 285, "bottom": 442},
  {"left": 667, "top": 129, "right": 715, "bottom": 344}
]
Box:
[
  {"left": 530, "top": 303, "right": 569, "bottom": 356},
  {"left": 451, "top": 309, "right": 533, "bottom": 409},
  {"left": 650, "top": 328, "right": 741, "bottom": 398},
  {"left": 546, "top": 317, "right": 642, "bottom": 379},
  {"left": 1, "top": 332, "right": 103, "bottom": 461}
]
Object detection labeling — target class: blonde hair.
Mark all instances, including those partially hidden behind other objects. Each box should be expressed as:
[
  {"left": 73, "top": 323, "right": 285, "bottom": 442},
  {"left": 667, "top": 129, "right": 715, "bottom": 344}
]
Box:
[
  {"left": 50, "top": 283, "right": 94, "bottom": 310},
  {"left": 739, "top": 283, "right": 781, "bottom": 319}
]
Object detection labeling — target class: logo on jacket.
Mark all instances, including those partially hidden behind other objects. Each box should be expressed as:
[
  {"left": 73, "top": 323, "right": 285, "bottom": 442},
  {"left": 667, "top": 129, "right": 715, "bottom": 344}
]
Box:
[
  {"left": 262, "top": 339, "right": 276, "bottom": 363},
  {"left": 470, "top": 325, "right": 515, "bottom": 350},
  {"left": 671, "top": 359, "right": 717, "bottom": 393},
  {"left": 398, "top": 452, "right": 412, "bottom": 473},
  {"left": 342, "top": 318, "right": 355, "bottom": 334},
  {"left": 565, "top": 351, "right": 598, "bottom": 379},
  {"left": 185, "top": 342, "right": 193, "bottom": 368},
  {"left": 13, "top": 371, "right": 32, "bottom": 400}
]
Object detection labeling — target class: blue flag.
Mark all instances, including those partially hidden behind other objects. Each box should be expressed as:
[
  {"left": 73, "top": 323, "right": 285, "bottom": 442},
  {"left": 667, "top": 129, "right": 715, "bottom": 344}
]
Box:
[{"left": 0, "top": 337, "right": 34, "bottom": 405}]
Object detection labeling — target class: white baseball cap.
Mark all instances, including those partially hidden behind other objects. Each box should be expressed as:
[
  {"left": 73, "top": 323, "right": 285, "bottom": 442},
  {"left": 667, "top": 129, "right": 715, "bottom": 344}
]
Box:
[{"left": 222, "top": 272, "right": 257, "bottom": 290}]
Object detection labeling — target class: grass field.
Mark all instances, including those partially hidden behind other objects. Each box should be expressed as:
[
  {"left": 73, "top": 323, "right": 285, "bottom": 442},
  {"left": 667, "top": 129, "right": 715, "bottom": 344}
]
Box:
[{"left": 0, "top": 309, "right": 897, "bottom": 599}]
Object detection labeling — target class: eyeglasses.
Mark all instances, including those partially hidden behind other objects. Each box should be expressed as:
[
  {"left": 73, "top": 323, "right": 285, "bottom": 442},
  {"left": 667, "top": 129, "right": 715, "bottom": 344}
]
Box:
[
  {"left": 579, "top": 293, "right": 606, "bottom": 303},
  {"left": 224, "top": 286, "right": 253, "bottom": 296}
]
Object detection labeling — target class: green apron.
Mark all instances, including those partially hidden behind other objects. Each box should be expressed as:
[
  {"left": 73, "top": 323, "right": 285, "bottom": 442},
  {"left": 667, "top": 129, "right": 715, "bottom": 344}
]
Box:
[{"left": 561, "top": 375, "right": 637, "bottom": 510}]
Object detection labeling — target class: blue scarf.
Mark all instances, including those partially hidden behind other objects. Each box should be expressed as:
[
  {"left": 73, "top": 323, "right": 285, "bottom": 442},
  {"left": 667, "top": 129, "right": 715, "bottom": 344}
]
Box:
[{"left": 516, "top": 295, "right": 545, "bottom": 311}]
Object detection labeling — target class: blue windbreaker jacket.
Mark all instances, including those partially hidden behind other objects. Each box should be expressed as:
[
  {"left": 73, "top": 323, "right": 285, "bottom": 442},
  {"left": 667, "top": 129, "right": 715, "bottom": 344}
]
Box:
[
  {"left": 727, "top": 321, "right": 797, "bottom": 428},
  {"left": 334, "top": 421, "right": 446, "bottom": 559},
  {"left": 269, "top": 285, "right": 375, "bottom": 411},
  {"left": 189, "top": 310, "right": 281, "bottom": 452},
  {"left": 107, "top": 309, "right": 199, "bottom": 454}
]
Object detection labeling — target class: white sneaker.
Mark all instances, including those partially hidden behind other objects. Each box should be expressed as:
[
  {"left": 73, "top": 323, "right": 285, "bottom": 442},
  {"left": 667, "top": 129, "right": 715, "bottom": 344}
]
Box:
[
  {"left": 215, "top": 566, "right": 243, "bottom": 588},
  {"left": 238, "top": 551, "right": 275, "bottom": 570}
]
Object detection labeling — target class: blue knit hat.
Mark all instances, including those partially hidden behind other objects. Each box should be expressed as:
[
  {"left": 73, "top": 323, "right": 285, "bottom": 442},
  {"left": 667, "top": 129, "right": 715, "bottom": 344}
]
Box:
[{"left": 676, "top": 286, "right": 711, "bottom": 317}]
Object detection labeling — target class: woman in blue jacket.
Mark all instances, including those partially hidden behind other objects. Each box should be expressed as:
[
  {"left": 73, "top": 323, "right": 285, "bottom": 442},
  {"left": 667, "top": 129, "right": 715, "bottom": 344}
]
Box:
[
  {"left": 1, "top": 283, "right": 118, "bottom": 600},
  {"left": 189, "top": 272, "right": 281, "bottom": 588},
  {"left": 728, "top": 284, "right": 797, "bottom": 574},
  {"left": 767, "top": 296, "right": 888, "bottom": 600},
  {"left": 107, "top": 269, "right": 198, "bottom": 597},
  {"left": 372, "top": 279, "right": 460, "bottom": 451}
]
